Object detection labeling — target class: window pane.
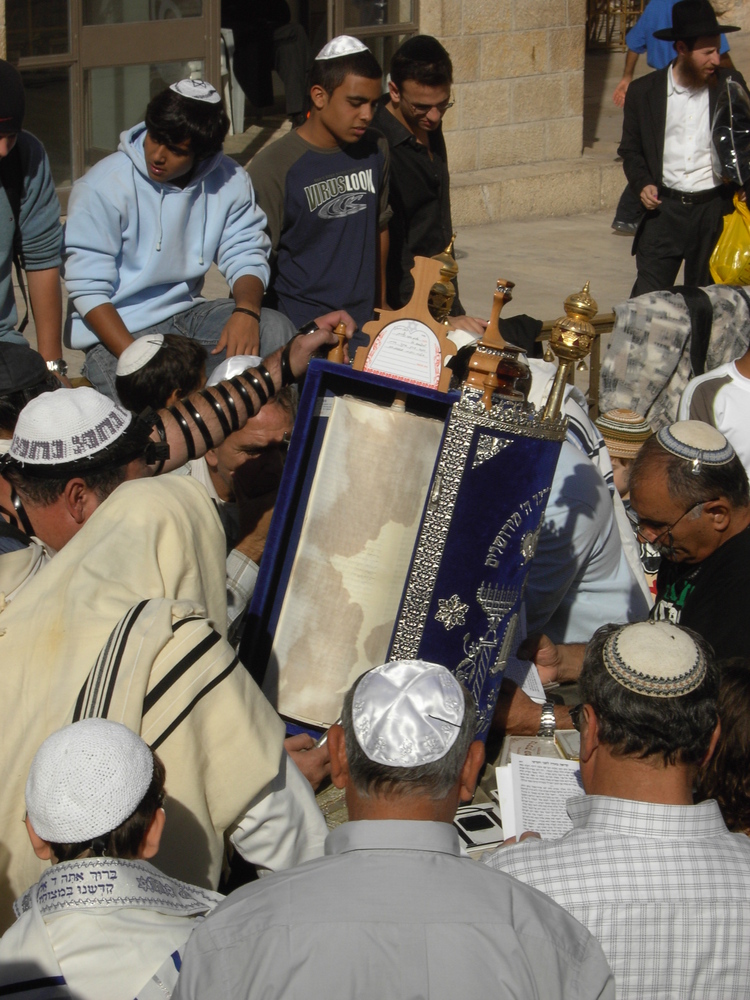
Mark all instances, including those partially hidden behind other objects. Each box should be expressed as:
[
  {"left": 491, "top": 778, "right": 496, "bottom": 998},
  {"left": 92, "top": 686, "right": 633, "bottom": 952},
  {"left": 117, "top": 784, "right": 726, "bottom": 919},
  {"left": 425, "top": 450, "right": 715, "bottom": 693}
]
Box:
[
  {"left": 84, "top": 61, "right": 204, "bottom": 169},
  {"left": 364, "top": 32, "right": 412, "bottom": 73},
  {"left": 83, "top": 0, "right": 202, "bottom": 25},
  {"left": 343, "top": 0, "right": 413, "bottom": 28},
  {"left": 19, "top": 67, "right": 72, "bottom": 188},
  {"left": 6, "top": 0, "right": 70, "bottom": 60}
]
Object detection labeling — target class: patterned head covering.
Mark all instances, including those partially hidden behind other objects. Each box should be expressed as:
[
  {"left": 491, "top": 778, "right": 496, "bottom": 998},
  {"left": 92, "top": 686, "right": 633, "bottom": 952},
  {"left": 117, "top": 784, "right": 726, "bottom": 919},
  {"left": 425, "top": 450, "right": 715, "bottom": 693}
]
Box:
[{"left": 602, "top": 622, "right": 707, "bottom": 698}]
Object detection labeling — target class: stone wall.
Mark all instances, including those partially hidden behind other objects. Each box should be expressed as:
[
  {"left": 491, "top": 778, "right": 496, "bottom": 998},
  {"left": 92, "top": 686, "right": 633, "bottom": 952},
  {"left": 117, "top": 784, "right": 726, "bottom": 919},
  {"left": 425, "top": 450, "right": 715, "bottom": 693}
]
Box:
[
  {"left": 419, "top": 0, "right": 586, "bottom": 175},
  {"left": 0, "top": 0, "right": 5, "bottom": 60}
]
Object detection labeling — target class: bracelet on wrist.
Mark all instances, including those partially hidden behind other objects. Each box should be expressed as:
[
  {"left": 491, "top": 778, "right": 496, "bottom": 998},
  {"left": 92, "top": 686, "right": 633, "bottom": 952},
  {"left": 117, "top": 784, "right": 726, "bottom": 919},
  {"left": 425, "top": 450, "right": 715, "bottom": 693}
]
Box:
[{"left": 233, "top": 306, "right": 261, "bottom": 322}]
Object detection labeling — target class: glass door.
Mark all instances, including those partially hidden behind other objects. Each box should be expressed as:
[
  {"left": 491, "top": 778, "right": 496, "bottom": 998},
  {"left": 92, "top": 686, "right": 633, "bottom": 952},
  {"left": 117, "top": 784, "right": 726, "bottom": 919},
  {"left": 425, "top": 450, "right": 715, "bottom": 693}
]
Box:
[
  {"left": 330, "top": 0, "right": 419, "bottom": 71},
  {"left": 6, "top": 0, "right": 220, "bottom": 205}
]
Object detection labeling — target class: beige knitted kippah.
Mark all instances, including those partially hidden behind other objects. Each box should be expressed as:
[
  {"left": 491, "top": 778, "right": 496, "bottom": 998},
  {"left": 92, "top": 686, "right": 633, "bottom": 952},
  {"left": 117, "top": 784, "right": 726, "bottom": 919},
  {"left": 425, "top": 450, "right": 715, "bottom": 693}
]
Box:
[{"left": 602, "top": 621, "right": 707, "bottom": 698}]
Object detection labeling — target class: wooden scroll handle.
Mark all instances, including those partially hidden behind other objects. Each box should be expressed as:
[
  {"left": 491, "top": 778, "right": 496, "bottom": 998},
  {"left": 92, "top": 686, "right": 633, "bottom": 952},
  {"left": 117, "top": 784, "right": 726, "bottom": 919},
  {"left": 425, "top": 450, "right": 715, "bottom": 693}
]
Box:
[{"left": 327, "top": 322, "right": 348, "bottom": 364}]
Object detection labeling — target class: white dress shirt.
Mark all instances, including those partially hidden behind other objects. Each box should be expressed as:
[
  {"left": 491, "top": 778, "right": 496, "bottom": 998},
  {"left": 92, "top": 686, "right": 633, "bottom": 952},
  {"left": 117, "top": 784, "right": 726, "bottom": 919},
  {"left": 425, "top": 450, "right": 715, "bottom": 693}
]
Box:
[{"left": 662, "top": 65, "right": 718, "bottom": 191}]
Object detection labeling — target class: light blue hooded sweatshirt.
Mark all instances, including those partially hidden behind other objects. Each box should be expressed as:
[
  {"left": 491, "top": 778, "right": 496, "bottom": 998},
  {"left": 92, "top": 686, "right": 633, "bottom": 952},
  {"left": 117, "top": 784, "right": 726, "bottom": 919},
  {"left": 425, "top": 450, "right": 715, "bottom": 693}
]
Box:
[{"left": 63, "top": 123, "right": 271, "bottom": 351}]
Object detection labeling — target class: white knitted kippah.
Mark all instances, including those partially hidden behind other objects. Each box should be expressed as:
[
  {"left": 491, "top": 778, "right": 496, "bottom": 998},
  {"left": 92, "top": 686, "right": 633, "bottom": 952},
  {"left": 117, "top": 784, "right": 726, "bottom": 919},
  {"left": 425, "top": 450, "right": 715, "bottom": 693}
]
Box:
[
  {"left": 169, "top": 79, "right": 221, "bottom": 104},
  {"left": 352, "top": 660, "right": 466, "bottom": 767},
  {"left": 316, "top": 35, "right": 369, "bottom": 60},
  {"left": 10, "top": 387, "right": 132, "bottom": 466},
  {"left": 116, "top": 335, "right": 165, "bottom": 377},
  {"left": 26, "top": 720, "right": 154, "bottom": 843},
  {"left": 602, "top": 621, "right": 707, "bottom": 698},
  {"left": 208, "top": 355, "right": 263, "bottom": 386}
]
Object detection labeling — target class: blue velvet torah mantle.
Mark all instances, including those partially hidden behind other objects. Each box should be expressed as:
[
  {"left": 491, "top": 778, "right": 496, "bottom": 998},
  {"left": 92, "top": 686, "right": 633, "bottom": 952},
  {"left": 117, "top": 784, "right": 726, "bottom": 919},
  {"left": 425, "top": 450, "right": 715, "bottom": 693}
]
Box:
[{"left": 388, "top": 386, "right": 567, "bottom": 739}]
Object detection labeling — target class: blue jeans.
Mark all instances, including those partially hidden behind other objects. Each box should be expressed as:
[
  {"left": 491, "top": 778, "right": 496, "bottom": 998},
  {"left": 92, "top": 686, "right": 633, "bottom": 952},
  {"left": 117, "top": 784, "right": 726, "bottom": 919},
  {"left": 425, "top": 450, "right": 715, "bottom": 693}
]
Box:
[{"left": 83, "top": 300, "right": 296, "bottom": 400}]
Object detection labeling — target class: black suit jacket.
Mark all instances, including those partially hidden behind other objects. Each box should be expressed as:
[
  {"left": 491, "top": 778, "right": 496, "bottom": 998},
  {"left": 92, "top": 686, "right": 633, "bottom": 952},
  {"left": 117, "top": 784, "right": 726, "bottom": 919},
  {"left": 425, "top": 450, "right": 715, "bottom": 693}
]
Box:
[{"left": 618, "top": 65, "right": 749, "bottom": 197}]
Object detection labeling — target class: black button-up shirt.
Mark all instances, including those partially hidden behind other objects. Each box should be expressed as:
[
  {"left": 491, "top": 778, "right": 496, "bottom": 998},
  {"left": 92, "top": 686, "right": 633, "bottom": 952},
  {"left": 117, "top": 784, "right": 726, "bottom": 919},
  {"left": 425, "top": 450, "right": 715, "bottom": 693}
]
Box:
[{"left": 372, "top": 100, "right": 465, "bottom": 315}]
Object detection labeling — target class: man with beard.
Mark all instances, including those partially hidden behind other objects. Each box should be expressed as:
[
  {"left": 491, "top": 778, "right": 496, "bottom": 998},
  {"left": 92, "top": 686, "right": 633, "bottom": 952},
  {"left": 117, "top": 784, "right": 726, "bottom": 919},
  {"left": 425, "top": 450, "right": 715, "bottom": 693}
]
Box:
[{"left": 618, "top": 0, "right": 746, "bottom": 295}]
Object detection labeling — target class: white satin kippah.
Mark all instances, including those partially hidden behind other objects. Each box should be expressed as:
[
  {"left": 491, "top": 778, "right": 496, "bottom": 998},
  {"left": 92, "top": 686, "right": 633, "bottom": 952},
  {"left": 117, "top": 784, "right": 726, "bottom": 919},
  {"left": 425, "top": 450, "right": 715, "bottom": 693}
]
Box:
[
  {"left": 116, "top": 335, "right": 165, "bottom": 377},
  {"left": 169, "top": 79, "right": 222, "bottom": 104},
  {"left": 26, "top": 720, "right": 154, "bottom": 843},
  {"left": 352, "top": 660, "right": 465, "bottom": 767},
  {"left": 316, "top": 35, "right": 369, "bottom": 60},
  {"left": 208, "top": 355, "right": 263, "bottom": 386}
]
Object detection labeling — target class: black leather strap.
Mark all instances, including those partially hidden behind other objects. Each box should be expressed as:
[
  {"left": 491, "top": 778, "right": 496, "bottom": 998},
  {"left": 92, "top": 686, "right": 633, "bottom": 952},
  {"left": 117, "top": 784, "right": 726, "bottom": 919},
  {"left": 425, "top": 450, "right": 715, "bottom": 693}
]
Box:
[
  {"left": 199, "top": 388, "right": 231, "bottom": 439},
  {"left": 229, "top": 375, "right": 255, "bottom": 415},
  {"left": 182, "top": 399, "right": 214, "bottom": 452},
  {"left": 255, "top": 363, "right": 276, "bottom": 399},
  {"left": 233, "top": 306, "right": 261, "bottom": 322},
  {"left": 240, "top": 369, "right": 268, "bottom": 408},
  {"left": 280, "top": 338, "right": 295, "bottom": 387},
  {"left": 167, "top": 404, "right": 196, "bottom": 460},
  {"left": 214, "top": 383, "right": 240, "bottom": 432}
]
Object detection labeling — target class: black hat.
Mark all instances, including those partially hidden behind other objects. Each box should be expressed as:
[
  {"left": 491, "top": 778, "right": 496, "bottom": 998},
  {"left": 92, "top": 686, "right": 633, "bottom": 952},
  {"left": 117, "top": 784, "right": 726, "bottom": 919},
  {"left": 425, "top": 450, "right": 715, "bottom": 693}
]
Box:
[
  {"left": 653, "top": 0, "right": 740, "bottom": 41},
  {"left": 0, "top": 344, "right": 50, "bottom": 397},
  {"left": 0, "top": 60, "right": 25, "bottom": 133}
]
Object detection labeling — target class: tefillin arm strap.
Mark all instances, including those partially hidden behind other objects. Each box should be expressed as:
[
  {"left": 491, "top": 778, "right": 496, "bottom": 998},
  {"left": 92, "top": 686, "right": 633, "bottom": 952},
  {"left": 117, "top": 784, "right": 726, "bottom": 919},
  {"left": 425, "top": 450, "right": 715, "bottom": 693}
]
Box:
[{"left": 162, "top": 373, "right": 268, "bottom": 463}]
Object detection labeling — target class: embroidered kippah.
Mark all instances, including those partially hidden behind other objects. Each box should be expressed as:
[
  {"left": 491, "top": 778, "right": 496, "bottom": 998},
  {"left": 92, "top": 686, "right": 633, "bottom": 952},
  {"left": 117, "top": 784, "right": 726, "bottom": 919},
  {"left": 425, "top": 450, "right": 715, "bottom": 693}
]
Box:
[
  {"left": 208, "top": 355, "right": 263, "bottom": 386},
  {"left": 116, "top": 335, "right": 165, "bottom": 377},
  {"left": 169, "top": 79, "right": 222, "bottom": 104},
  {"left": 595, "top": 409, "right": 652, "bottom": 460},
  {"left": 316, "top": 35, "right": 369, "bottom": 60},
  {"left": 10, "top": 387, "right": 132, "bottom": 466},
  {"left": 657, "top": 420, "right": 734, "bottom": 475},
  {"left": 602, "top": 621, "right": 707, "bottom": 698},
  {"left": 352, "top": 660, "right": 466, "bottom": 767},
  {"left": 26, "top": 720, "right": 154, "bottom": 843}
]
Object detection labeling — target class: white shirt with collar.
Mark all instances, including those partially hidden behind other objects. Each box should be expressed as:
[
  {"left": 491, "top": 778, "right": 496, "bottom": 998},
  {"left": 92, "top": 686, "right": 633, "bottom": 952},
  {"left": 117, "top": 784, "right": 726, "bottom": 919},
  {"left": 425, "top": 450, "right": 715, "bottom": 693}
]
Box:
[{"left": 662, "top": 64, "right": 718, "bottom": 192}]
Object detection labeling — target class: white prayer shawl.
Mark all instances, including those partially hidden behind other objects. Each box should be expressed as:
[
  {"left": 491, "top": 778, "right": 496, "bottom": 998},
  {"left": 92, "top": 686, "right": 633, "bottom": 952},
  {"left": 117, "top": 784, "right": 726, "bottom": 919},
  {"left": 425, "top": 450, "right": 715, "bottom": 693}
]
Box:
[
  {"left": 0, "top": 857, "right": 222, "bottom": 999},
  {"left": 0, "top": 476, "right": 285, "bottom": 930}
]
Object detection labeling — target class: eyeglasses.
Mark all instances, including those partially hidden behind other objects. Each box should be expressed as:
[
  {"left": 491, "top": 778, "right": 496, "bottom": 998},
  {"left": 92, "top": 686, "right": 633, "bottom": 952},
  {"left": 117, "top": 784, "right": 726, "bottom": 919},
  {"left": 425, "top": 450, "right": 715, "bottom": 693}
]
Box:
[
  {"left": 569, "top": 703, "right": 584, "bottom": 732},
  {"left": 398, "top": 93, "right": 454, "bottom": 117},
  {"left": 627, "top": 498, "right": 718, "bottom": 545}
]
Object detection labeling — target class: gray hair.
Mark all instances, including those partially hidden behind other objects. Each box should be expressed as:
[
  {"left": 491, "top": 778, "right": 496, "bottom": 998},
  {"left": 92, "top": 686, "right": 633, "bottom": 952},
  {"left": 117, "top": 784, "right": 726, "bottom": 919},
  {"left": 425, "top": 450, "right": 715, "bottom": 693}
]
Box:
[{"left": 340, "top": 674, "right": 477, "bottom": 800}]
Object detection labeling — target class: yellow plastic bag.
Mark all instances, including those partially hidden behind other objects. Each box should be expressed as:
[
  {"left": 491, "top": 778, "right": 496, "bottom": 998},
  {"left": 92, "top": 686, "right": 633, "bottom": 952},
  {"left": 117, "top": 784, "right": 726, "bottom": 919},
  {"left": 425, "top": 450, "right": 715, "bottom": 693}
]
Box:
[{"left": 710, "top": 193, "right": 750, "bottom": 284}]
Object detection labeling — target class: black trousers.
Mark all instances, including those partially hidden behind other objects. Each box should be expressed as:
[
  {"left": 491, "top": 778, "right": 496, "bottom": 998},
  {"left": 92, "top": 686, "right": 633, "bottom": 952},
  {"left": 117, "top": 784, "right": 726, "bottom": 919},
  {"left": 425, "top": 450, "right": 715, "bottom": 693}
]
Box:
[{"left": 631, "top": 193, "right": 730, "bottom": 297}]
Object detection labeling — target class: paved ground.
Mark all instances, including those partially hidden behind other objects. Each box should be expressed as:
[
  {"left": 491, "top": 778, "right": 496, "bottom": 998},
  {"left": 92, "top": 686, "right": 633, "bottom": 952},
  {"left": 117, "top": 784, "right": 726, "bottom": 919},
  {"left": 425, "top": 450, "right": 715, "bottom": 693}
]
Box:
[{"left": 21, "top": 205, "right": 638, "bottom": 381}]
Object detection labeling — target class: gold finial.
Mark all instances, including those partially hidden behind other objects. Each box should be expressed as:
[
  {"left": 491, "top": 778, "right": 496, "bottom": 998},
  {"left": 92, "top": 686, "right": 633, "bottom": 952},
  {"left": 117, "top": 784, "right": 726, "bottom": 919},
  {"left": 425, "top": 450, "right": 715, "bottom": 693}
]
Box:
[
  {"left": 542, "top": 281, "right": 600, "bottom": 421},
  {"left": 428, "top": 234, "right": 459, "bottom": 323},
  {"left": 463, "top": 278, "right": 529, "bottom": 410}
]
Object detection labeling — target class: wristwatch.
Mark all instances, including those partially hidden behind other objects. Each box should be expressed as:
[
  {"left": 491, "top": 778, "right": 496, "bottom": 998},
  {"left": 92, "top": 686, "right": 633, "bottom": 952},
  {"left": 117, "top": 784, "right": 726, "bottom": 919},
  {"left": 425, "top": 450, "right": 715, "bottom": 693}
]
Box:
[
  {"left": 46, "top": 358, "right": 68, "bottom": 377},
  {"left": 537, "top": 700, "right": 557, "bottom": 738}
]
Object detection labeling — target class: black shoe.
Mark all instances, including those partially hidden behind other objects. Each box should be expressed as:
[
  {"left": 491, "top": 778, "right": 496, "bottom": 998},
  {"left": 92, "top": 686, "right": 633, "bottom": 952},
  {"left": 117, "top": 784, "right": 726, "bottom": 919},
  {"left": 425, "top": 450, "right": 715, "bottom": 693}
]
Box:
[{"left": 611, "top": 219, "right": 639, "bottom": 235}]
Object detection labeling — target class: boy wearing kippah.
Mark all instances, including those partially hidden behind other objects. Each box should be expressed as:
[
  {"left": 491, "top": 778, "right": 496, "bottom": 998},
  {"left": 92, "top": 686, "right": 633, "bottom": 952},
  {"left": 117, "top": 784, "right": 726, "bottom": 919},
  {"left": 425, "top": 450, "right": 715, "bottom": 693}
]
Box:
[
  {"left": 249, "top": 36, "right": 390, "bottom": 344},
  {"left": 115, "top": 333, "right": 207, "bottom": 413},
  {"left": 0, "top": 719, "right": 221, "bottom": 1000},
  {"left": 64, "top": 79, "right": 296, "bottom": 401}
]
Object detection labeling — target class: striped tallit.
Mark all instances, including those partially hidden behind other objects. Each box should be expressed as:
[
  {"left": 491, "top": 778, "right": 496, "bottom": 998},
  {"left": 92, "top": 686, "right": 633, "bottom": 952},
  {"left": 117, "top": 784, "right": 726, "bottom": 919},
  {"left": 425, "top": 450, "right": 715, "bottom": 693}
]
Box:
[{"left": 0, "top": 476, "right": 284, "bottom": 931}]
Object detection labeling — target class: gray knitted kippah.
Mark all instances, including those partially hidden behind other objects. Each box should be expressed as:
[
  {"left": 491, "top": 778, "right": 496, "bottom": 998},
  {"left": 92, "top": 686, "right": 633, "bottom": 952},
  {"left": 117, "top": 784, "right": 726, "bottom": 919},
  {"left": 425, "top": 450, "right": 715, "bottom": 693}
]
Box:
[
  {"left": 602, "top": 622, "right": 707, "bottom": 698},
  {"left": 657, "top": 420, "right": 735, "bottom": 475},
  {"left": 26, "top": 720, "right": 154, "bottom": 843}
]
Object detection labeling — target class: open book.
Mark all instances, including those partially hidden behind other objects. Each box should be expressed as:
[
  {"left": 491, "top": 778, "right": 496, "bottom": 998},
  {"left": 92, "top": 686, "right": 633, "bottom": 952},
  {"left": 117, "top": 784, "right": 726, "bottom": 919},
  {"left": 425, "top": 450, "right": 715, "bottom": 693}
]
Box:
[{"left": 496, "top": 753, "right": 584, "bottom": 840}]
